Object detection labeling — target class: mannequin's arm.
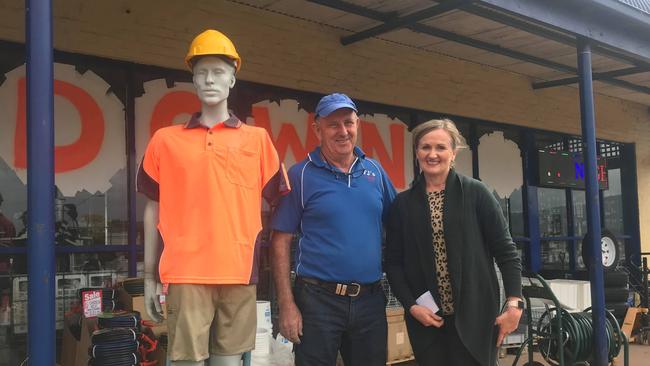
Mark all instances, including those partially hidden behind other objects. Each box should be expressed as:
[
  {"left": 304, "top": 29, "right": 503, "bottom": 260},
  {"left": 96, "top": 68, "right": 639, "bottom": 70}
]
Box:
[{"left": 143, "top": 199, "right": 164, "bottom": 323}]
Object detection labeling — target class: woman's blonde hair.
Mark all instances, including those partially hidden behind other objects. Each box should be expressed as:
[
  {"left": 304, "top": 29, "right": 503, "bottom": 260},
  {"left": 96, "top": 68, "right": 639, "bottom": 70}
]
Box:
[{"left": 411, "top": 118, "right": 467, "bottom": 152}]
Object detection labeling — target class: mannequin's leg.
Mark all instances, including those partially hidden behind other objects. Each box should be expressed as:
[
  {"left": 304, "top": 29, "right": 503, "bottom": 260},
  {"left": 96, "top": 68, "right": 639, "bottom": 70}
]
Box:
[{"left": 208, "top": 354, "right": 243, "bottom": 366}]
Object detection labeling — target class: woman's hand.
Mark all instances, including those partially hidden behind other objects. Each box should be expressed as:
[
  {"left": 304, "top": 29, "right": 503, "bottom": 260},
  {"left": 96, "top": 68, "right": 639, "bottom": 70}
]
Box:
[
  {"left": 409, "top": 304, "right": 444, "bottom": 328},
  {"left": 494, "top": 305, "right": 523, "bottom": 347}
]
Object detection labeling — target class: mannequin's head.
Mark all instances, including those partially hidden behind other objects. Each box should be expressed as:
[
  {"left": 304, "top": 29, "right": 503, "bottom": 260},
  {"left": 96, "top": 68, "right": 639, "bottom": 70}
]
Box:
[
  {"left": 192, "top": 56, "right": 236, "bottom": 106},
  {"left": 186, "top": 30, "right": 241, "bottom": 108}
]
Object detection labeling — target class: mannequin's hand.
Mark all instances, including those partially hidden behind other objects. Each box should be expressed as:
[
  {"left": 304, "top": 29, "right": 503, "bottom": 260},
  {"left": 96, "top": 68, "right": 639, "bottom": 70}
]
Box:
[
  {"left": 144, "top": 276, "right": 164, "bottom": 323},
  {"left": 409, "top": 304, "right": 444, "bottom": 328}
]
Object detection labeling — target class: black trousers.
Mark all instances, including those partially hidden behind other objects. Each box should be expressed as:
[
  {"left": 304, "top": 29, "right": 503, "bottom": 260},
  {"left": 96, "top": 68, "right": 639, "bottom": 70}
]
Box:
[{"left": 408, "top": 314, "right": 483, "bottom": 366}]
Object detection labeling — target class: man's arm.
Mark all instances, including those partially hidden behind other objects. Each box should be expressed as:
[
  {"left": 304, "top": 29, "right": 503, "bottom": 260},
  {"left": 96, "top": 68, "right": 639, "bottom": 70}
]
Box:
[
  {"left": 143, "top": 199, "right": 164, "bottom": 323},
  {"left": 270, "top": 230, "right": 302, "bottom": 343}
]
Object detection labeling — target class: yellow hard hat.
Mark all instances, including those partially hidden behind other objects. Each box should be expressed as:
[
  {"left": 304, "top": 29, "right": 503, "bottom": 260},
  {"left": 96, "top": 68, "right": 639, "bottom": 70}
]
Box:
[{"left": 185, "top": 29, "right": 241, "bottom": 72}]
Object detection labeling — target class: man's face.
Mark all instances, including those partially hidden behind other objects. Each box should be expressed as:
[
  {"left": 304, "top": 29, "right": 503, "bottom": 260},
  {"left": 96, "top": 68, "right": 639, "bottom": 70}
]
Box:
[
  {"left": 313, "top": 108, "right": 359, "bottom": 160},
  {"left": 192, "top": 56, "right": 236, "bottom": 106}
]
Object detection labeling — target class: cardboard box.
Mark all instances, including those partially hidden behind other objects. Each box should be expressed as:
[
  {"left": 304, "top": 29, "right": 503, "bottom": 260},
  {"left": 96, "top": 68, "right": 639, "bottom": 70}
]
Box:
[
  {"left": 60, "top": 314, "right": 96, "bottom": 366},
  {"left": 117, "top": 287, "right": 167, "bottom": 323},
  {"left": 386, "top": 307, "right": 413, "bottom": 363}
]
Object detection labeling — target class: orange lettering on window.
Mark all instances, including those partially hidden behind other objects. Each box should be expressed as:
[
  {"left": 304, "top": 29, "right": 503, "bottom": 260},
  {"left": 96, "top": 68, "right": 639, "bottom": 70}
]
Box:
[
  {"left": 252, "top": 106, "right": 319, "bottom": 163},
  {"left": 14, "top": 78, "right": 105, "bottom": 173},
  {"left": 150, "top": 91, "right": 200, "bottom": 136},
  {"left": 360, "top": 121, "right": 405, "bottom": 188}
]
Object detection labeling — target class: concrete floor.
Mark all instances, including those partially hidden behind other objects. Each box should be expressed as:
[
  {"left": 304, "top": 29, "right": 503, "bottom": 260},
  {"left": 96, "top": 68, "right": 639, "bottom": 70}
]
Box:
[
  {"left": 499, "top": 343, "right": 650, "bottom": 366},
  {"left": 392, "top": 343, "right": 650, "bottom": 366}
]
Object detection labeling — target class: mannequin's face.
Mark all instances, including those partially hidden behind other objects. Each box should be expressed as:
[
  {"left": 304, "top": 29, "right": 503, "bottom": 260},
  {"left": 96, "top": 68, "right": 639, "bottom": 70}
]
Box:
[{"left": 192, "top": 56, "right": 236, "bottom": 106}]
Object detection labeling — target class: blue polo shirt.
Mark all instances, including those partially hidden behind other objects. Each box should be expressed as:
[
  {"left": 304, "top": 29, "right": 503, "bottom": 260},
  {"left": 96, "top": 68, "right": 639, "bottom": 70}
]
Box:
[{"left": 271, "top": 146, "right": 396, "bottom": 284}]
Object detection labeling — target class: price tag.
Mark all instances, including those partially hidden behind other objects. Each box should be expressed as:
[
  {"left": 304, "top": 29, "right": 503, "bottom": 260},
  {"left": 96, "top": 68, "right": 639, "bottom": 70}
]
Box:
[{"left": 82, "top": 289, "right": 103, "bottom": 318}]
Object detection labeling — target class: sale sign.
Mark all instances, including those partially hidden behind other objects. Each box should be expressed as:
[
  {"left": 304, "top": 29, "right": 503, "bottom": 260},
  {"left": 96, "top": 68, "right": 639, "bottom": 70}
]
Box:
[{"left": 82, "top": 289, "right": 103, "bottom": 318}]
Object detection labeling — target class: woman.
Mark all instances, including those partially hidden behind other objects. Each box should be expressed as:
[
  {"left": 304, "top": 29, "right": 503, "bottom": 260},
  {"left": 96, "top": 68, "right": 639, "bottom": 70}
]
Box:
[{"left": 385, "top": 119, "right": 523, "bottom": 366}]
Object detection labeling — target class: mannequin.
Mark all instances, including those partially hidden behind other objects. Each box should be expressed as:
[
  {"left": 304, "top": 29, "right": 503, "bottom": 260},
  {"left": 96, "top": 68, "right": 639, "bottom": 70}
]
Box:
[{"left": 138, "top": 30, "right": 284, "bottom": 366}]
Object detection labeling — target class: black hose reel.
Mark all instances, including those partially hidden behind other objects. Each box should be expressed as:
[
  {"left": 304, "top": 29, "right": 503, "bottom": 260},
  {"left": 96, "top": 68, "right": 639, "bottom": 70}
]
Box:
[{"left": 535, "top": 306, "right": 625, "bottom": 365}]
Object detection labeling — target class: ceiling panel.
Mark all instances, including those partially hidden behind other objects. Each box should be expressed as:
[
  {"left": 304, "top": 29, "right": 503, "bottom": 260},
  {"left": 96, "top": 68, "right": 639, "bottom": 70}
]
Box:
[
  {"left": 235, "top": 0, "right": 650, "bottom": 106},
  {"left": 421, "top": 10, "right": 505, "bottom": 36},
  {"left": 619, "top": 71, "right": 650, "bottom": 84},
  {"left": 379, "top": 28, "right": 445, "bottom": 48}
]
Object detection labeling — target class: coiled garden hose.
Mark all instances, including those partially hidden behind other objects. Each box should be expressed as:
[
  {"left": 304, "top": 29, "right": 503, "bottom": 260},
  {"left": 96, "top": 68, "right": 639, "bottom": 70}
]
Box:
[{"left": 536, "top": 306, "right": 624, "bottom": 365}]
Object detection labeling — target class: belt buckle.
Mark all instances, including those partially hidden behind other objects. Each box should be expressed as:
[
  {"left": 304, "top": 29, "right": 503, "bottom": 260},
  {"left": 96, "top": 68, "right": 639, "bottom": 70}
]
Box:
[
  {"left": 335, "top": 282, "right": 360, "bottom": 297},
  {"left": 348, "top": 283, "right": 361, "bottom": 297}
]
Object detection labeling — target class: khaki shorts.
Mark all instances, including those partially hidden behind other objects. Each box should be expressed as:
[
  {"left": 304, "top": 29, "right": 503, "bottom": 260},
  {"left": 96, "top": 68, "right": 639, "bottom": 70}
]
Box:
[{"left": 166, "top": 284, "right": 256, "bottom": 361}]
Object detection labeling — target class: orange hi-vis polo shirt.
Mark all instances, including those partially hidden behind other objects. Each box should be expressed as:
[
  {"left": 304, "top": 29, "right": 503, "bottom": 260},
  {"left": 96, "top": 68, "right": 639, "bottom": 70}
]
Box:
[{"left": 137, "top": 113, "right": 289, "bottom": 285}]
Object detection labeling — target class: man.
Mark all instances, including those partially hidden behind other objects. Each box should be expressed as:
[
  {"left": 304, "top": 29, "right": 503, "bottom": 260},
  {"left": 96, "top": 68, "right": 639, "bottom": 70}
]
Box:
[
  {"left": 137, "top": 29, "right": 287, "bottom": 366},
  {"left": 271, "top": 93, "right": 397, "bottom": 366}
]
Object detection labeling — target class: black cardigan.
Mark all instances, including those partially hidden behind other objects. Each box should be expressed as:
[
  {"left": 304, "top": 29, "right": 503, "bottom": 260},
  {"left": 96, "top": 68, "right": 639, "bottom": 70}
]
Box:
[{"left": 385, "top": 169, "right": 522, "bottom": 366}]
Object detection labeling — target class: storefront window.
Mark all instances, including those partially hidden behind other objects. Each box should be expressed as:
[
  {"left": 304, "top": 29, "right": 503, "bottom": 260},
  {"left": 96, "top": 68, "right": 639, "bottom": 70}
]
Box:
[
  {"left": 477, "top": 128, "right": 524, "bottom": 238},
  {"left": 0, "top": 63, "right": 128, "bottom": 248},
  {"left": 541, "top": 240, "right": 571, "bottom": 270},
  {"left": 0, "top": 59, "right": 128, "bottom": 358},
  {"left": 603, "top": 167, "right": 623, "bottom": 236},
  {"left": 538, "top": 188, "right": 568, "bottom": 237}
]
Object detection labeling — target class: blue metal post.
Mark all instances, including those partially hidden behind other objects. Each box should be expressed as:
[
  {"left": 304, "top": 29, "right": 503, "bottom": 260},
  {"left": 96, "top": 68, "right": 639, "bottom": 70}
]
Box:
[
  {"left": 25, "top": 0, "right": 55, "bottom": 364},
  {"left": 577, "top": 37, "right": 607, "bottom": 366}
]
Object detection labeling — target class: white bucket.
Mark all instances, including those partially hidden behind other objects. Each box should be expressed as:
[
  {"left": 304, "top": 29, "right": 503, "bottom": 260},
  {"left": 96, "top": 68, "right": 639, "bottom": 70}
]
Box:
[
  {"left": 256, "top": 300, "right": 272, "bottom": 330},
  {"left": 252, "top": 327, "right": 271, "bottom": 355}
]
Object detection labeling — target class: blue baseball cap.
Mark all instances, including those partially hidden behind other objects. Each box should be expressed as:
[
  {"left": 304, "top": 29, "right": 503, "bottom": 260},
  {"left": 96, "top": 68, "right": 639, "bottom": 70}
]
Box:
[{"left": 315, "top": 93, "right": 358, "bottom": 118}]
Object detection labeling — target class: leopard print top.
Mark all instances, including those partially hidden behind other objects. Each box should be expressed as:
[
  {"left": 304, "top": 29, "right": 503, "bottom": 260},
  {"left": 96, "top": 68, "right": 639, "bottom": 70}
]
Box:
[{"left": 427, "top": 190, "right": 455, "bottom": 315}]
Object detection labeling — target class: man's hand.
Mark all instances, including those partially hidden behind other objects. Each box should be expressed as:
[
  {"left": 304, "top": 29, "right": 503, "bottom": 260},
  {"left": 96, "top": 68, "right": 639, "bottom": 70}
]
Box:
[
  {"left": 279, "top": 300, "right": 303, "bottom": 344},
  {"left": 143, "top": 276, "right": 164, "bottom": 323},
  {"left": 495, "top": 306, "right": 523, "bottom": 347},
  {"left": 409, "top": 304, "right": 444, "bottom": 328}
]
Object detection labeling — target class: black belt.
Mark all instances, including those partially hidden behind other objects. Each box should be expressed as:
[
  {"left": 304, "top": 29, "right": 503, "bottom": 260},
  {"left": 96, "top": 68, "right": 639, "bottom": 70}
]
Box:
[{"left": 297, "top": 277, "right": 380, "bottom": 297}]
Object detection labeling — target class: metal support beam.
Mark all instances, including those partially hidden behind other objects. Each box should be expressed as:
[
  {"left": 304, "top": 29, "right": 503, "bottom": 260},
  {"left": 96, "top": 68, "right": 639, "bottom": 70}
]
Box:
[
  {"left": 25, "top": 0, "right": 55, "bottom": 365},
  {"left": 533, "top": 66, "right": 650, "bottom": 92},
  {"left": 577, "top": 38, "right": 607, "bottom": 366},
  {"left": 310, "top": 0, "right": 650, "bottom": 95},
  {"left": 341, "top": 0, "right": 472, "bottom": 45},
  {"left": 308, "top": 0, "right": 397, "bottom": 21},
  {"left": 407, "top": 22, "right": 576, "bottom": 73},
  {"left": 477, "top": 0, "right": 650, "bottom": 62},
  {"left": 464, "top": 3, "right": 650, "bottom": 69}
]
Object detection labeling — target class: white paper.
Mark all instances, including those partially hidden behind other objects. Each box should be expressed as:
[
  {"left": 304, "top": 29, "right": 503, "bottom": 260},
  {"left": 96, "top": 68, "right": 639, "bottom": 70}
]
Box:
[{"left": 416, "top": 291, "right": 440, "bottom": 314}]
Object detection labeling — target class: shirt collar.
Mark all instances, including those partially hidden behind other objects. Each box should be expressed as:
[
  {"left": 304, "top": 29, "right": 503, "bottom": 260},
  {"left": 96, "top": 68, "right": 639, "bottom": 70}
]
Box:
[
  {"left": 184, "top": 112, "right": 242, "bottom": 129},
  {"left": 307, "top": 146, "right": 366, "bottom": 170}
]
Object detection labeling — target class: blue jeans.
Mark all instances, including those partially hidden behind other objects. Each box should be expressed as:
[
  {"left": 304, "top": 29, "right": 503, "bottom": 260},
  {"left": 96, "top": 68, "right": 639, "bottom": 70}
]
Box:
[{"left": 294, "top": 281, "right": 387, "bottom": 366}]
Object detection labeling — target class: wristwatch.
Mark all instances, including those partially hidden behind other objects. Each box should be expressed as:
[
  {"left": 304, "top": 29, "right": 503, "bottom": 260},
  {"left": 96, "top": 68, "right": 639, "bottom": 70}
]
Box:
[{"left": 505, "top": 299, "right": 525, "bottom": 310}]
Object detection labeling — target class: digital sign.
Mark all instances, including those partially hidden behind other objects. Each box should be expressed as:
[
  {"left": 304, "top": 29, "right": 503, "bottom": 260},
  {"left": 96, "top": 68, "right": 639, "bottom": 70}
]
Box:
[{"left": 536, "top": 150, "right": 608, "bottom": 190}]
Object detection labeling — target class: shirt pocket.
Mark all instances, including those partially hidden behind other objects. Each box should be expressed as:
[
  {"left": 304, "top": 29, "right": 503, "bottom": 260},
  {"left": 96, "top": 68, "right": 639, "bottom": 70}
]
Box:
[{"left": 226, "top": 147, "right": 259, "bottom": 188}]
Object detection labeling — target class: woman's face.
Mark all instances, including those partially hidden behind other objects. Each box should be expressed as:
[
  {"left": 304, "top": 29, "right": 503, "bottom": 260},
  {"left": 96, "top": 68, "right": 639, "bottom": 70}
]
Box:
[{"left": 416, "top": 129, "right": 457, "bottom": 179}]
